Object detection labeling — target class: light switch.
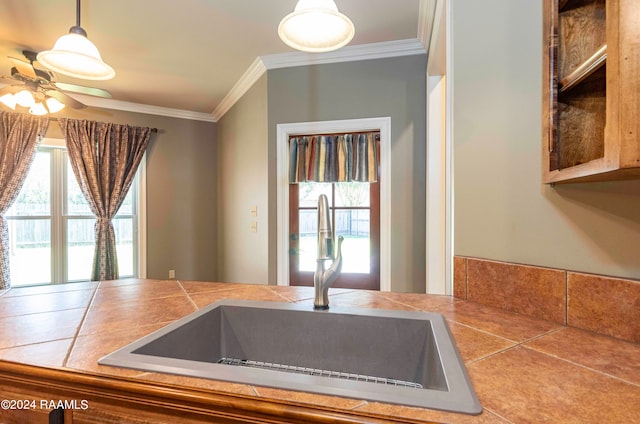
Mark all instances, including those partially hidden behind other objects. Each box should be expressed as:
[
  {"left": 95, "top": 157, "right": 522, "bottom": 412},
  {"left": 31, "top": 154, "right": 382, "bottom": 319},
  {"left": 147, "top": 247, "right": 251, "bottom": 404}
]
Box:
[
  {"left": 250, "top": 221, "right": 257, "bottom": 233},
  {"left": 251, "top": 205, "right": 258, "bottom": 217}
]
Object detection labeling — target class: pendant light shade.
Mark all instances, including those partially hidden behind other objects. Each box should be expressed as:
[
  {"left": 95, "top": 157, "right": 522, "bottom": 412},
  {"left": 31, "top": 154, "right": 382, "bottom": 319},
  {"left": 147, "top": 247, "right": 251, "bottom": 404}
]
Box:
[
  {"left": 37, "top": 0, "right": 115, "bottom": 80},
  {"left": 14, "top": 90, "right": 35, "bottom": 108},
  {"left": 29, "top": 102, "right": 48, "bottom": 116},
  {"left": 45, "top": 97, "right": 66, "bottom": 113},
  {"left": 0, "top": 93, "right": 17, "bottom": 110},
  {"left": 278, "top": 0, "right": 355, "bottom": 53}
]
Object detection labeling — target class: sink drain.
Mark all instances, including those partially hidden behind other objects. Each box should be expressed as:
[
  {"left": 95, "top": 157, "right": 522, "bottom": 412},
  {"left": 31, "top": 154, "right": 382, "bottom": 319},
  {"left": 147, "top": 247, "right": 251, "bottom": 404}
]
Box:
[{"left": 217, "top": 357, "right": 424, "bottom": 389}]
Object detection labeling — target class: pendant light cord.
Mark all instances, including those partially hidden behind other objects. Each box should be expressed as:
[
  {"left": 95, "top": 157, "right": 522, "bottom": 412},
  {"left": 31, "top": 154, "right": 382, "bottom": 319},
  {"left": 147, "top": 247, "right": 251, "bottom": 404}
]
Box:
[{"left": 76, "top": 0, "right": 81, "bottom": 27}]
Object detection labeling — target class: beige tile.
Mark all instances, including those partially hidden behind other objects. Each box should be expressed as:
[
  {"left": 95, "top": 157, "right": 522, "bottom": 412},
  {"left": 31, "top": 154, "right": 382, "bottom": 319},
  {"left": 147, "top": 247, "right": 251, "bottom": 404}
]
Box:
[
  {"left": 525, "top": 327, "right": 640, "bottom": 386},
  {"left": 67, "top": 323, "right": 167, "bottom": 377},
  {"left": 188, "top": 285, "right": 288, "bottom": 309},
  {"left": 97, "top": 278, "right": 154, "bottom": 288},
  {"left": 0, "top": 289, "right": 94, "bottom": 318},
  {"left": 1, "top": 281, "right": 97, "bottom": 298},
  {"left": 91, "top": 280, "right": 186, "bottom": 306},
  {"left": 0, "top": 308, "right": 86, "bottom": 349},
  {"left": 376, "top": 291, "right": 457, "bottom": 311},
  {"left": 79, "top": 295, "right": 196, "bottom": 335},
  {"left": 468, "top": 346, "right": 640, "bottom": 424},
  {"left": 447, "top": 322, "right": 515, "bottom": 364},
  {"left": 0, "top": 338, "right": 73, "bottom": 368},
  {"left": 467, "top": 259, "right": 566, "bottom": 324},
  {"left": 266, "top": 285, "right": 315, "bottom": 302},
  {"left": 454, "top": 256, "right": 468, "bottom": 300},
  {"left": 179, "top": 280, "right": 238, "bottom": 294},
  {"left": 267, "top": 285, "right": 353, "bottom": 302},
  {"left": 438, "top": 301, "right": 561, "bottom": 343},
  {"left": 567, "top": 272, "right": 640, "bottom": 344},
  {"left": 296, "top": 290, "right": 419, "bottom": 311}
]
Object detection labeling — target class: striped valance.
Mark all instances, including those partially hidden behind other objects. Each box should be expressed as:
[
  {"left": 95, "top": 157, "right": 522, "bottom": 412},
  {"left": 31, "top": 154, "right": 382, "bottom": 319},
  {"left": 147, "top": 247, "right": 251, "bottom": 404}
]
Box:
[{"left": 289, "top": 132, "right": 379, "bottom": 183}]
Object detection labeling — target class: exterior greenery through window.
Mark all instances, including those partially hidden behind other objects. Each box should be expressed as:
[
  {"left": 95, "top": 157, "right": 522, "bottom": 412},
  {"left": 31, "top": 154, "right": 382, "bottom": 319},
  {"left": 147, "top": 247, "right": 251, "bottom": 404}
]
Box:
[{"left": 5, "top": 145, "right": 137, "bottom": 286}]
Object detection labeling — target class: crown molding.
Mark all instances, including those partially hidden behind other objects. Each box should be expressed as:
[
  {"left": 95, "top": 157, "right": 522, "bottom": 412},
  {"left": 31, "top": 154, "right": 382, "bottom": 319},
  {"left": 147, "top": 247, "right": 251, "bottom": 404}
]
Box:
[
  {"left": 70, "top": 94, "right": 217, "bottom": 122},
  {"left": 418, "top": 0, "right": 438, "bottom": 53},
  {"left": 260, "top": 38, "right": 426, "bottom": 70},
  {"left": 0, "top": 83, "right": 215, "bottom": 122},
  {"left": 0, "top": 83, "right": 217, "bottom": 122},
  {"left": 211, "top": 57, "right": 267, "bottom": 121}
]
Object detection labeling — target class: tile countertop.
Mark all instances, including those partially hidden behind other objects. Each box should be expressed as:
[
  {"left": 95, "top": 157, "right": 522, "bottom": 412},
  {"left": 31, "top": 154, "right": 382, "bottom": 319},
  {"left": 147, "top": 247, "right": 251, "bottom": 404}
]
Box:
[{"left": 0, "top": 279, "right": 639, "bottom": 424}]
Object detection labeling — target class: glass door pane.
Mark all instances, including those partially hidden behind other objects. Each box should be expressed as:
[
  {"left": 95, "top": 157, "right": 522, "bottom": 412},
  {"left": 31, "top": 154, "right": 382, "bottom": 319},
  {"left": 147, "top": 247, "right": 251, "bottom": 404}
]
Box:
[
  {"left": 298, "top": 209, "right": 317, "bottom": 272},
  {"left": 7, "top": 151, "right": 52, "bottom": 286},
  {"left": 7, "top": 152, "right": 51, "bottom": 216},
  {"left": 335, "top": 182, "right": 370, "bottom": 207},
  {"left": 8, "top": 219, "right": 51, "bottom": 285},
  {"left": 114, "top": 217, "right": 133, "bottom": 277},
  {"left": 336, "top": 209, "right": 370, "bottom": 273},
  {"left": 67, "top": 218, "right": 95, "bottom": 281}
]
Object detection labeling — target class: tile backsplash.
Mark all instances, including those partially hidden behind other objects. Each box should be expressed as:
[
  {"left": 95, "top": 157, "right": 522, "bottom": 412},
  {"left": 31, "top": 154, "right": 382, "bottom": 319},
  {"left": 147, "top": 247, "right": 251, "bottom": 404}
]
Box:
[{"left": 454, "top": 256, "right": 640, "bottom": 344}]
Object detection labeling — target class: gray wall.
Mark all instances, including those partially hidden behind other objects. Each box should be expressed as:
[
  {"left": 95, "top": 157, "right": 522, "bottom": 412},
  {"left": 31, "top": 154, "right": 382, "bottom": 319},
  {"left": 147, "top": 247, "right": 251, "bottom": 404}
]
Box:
[
  {"left": 452, "top": 0, "right": 640, "bottom": 279},
  {"left": 215, "top": 75, "right": 269, "bottom": 284},
  {"left": 45, "top": 107, "right": 217, "bottom": 281},
  {"left": 267, "top": 55, "right": 428, "bottom": 292}
]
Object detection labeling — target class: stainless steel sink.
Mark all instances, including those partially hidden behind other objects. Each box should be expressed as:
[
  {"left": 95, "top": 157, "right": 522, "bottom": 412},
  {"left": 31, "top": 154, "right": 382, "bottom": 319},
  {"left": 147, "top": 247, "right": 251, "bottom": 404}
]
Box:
[{"left": 99, "top": 300, "right": 482, "bottom": 415}]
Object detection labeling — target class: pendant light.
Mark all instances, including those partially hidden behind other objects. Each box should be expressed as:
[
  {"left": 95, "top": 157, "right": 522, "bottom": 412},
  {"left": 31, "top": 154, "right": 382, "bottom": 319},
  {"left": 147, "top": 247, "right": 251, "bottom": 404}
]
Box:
[
  {"left": 278, "top": 0, "right": 355, "bottom": 53},
  {"left": 37, "top": 0, "right": 115, "bottom": 80}
]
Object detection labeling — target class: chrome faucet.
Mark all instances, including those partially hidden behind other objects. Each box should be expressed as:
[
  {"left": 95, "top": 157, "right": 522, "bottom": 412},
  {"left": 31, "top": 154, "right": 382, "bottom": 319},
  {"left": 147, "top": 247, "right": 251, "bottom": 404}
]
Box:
[{"left": 314, "top": 194, "right": 343, "bottom": 310}]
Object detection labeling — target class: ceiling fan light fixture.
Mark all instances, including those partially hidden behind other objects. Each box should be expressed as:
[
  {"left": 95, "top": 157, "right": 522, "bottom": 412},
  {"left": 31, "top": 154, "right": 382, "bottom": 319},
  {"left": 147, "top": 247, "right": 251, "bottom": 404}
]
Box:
[
  {"left": 0, "top": 93, "right": 17, "bottom": 110},
  {"left": 14, "top": 90, "right": 35, "bottom": 108},
  {"left": 45, "top": 97, "right": 66, "bottom": 113},
  {"left": 278, "top": 0, "right": 355, "bottom": 53},
  {"left": 29, "top": 101, "right": 48, "bottom": 116}
]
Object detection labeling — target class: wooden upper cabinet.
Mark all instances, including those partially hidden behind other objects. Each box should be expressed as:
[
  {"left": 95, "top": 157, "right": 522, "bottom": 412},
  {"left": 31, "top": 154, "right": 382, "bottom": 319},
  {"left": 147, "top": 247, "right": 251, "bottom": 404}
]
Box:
[{"left": 542, "top": 0, "right": 640, "bottom": 184}]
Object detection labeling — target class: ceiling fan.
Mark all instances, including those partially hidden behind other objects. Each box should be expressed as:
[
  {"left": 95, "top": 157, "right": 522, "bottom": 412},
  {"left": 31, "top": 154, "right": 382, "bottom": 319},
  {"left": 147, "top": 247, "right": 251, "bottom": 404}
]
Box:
[{"left": 0, "top": 49, "right": 112, "bottom": 115}]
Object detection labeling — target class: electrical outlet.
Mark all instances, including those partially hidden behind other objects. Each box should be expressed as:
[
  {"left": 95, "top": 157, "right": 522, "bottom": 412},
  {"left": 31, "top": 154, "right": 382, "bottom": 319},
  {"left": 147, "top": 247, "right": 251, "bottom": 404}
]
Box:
[
  {"left": 250, "top": 222, "right": 257, "bottom": 233},
  {"left": 169, "top": 269, "right": 175, "bottom": 279}
]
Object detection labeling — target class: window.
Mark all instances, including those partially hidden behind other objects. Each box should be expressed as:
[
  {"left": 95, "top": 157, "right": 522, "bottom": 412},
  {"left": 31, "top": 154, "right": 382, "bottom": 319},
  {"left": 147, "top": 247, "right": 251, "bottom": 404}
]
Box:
[
  {"left": 289, "top": 182, "right": 380, "bottom": 290},
  {"left": 6, "top": 142, "right": 138, "bottom": 286}
]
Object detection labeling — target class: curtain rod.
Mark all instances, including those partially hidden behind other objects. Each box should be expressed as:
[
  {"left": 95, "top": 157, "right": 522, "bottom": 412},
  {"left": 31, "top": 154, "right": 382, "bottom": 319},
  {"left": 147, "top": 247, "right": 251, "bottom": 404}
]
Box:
[{"left": 47, "top": 117, "right": 158, "bottom": 133}]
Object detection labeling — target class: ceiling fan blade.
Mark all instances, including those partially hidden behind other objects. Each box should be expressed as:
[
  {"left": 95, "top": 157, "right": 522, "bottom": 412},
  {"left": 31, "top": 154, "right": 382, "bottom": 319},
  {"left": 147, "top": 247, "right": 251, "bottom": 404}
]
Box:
[
  {"left": 44, "top": 90, "right": 87, "bottom": 110},
  {"left": 53, "top": 82, "right": 112, "bottom": 98},
  {"left": 9, "top": 57, "right": 37, "bottom": 79}
]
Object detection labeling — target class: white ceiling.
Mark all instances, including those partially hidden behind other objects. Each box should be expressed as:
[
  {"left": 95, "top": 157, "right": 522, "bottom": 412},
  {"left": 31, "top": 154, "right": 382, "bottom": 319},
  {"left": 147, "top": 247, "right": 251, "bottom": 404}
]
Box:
[{"left": 0, "top": 0, "right": 425, "bottom": 120}]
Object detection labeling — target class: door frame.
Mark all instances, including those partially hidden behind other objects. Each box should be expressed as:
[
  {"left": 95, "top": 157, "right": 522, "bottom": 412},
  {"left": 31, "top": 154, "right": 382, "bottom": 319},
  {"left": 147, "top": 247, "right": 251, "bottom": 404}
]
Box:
[{"left": 276, "top": 117, "right": 391, "bottom": 291}]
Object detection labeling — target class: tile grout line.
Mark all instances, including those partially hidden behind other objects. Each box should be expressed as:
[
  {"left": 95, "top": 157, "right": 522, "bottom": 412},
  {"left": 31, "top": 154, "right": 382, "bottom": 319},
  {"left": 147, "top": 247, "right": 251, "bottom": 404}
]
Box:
[
  {"left": 465, "top": 326, "right": 566, "bottom": 367},
  {"left": 483, "top": 406, "right": 517, "bottom": 424},
  {"left": 177, "top": 280, "right": 200, "bottom": 311},
  {"left": 565, "top": 271, "right": 569, "bottom": 326},
  {"left": 61, "top": 282, "right": 100, "bottom": 367},
  {"left": 264, "top": 286, "right": 296, "bottom": 302},
  {"left": 445, "top": 320, "right": 520, "bottom": 345},
  {"left": 464, "top": 257, "right": 469, "bottom": 300},
  {"left": 520, "top": 344, "right": 640, "bottom": 389}
]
